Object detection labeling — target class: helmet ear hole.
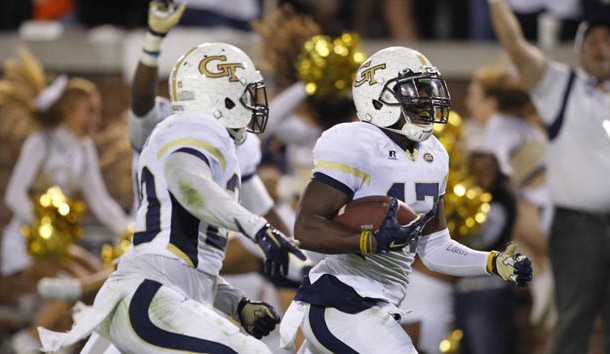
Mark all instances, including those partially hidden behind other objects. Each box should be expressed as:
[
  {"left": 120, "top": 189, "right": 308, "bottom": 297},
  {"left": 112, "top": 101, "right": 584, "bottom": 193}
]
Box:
[
  {"left": 225, "top": 98, "right": 236, "bottom": 110},
  {"left": 372, "top": 99, "right": 383, "bottom": 110}
]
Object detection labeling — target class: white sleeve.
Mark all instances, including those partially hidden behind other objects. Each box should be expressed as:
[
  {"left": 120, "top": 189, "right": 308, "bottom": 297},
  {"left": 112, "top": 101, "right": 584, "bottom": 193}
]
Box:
[
  {"left": 529, "top": 61, "right": 571, "bottom": 125},
  {"left": 416, "top": 228, "right": 490, "bottom": 276},
  {"left": 312, "top": 126, "right": 368, "bottom": 196},
  {"left": 4, "top": 133, "right": 46, "bottom": 223},
  {"left": 81, "top": 141, "right": 131, "bottom": 236},
  {"left": 214, "top": 276, "right": 247, "bottom": 319},
  {"left": 164, "top": 152, "right": 267, "bottom": 237},
  {"left": 240, "top": 175, "right": 274, "bottom": 216},
  {"left": 266, "top": 82, "right": 307, "bottom": 134}
]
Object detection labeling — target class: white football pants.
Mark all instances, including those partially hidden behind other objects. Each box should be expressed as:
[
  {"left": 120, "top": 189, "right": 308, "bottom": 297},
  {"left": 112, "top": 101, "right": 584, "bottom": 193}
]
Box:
[
  {"left": 94, "top": 278, "right": 271, "bottom": 354},
  {"left": 297, "top": 303, "right": 418, "bottom": 354}
]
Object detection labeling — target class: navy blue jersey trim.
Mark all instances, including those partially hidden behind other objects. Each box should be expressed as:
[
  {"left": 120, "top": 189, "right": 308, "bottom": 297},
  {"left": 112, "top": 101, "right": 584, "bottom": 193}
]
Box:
[
  {"left": 205, "top": 225, "right": 228, "bottom": 251},
  {"left": 129, "top": 279, "right": 238, "bottom": 353},
  {"left": 241, "top": 172, "right": 256, "bottom": 182},
  {"left": 312, "top": 172, "right": 354, "bottom": 200},
  {"left": 133, "top": 167, "right": 161, "bottom": 245},
  {"left": 169, "top": 192, "right": 200, "bottom": 267},
  {"left": 173, "top": 147, "right": 210, "bottom": 167},
  {"left": 308, "top": 305, "right": 359, "bottom": 354},
  {"left": 295, "top": 274, "right": 380, "bottom": 314},
  {"left": 547, "top": 69, "right": 576, "bottom": 141}
]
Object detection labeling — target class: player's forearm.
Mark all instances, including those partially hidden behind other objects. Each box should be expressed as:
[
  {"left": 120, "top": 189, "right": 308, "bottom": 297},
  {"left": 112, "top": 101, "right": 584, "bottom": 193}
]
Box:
[
  {"left": 214, "top": 276, "right": 247, "bottom": 320},
  {"left": 131, "top": 61, "right": 158, "bottom": 117},
  {"left": 133, "top": 0, "right": 185, "bottom": 117},
  {"left": 165, "top": 153, "right": 267, "bottom": 237},
  {"left": 294, "top": 211, "right": 362, "bottom": 254},
  {"left": 417, "top": 228, "right": 490, "bottom": 276}
]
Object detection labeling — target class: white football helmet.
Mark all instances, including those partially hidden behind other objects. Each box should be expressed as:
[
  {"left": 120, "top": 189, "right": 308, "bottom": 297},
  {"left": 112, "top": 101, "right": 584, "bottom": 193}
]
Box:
[
  {"left": 169, "top": 42, "right": 268, "bottom": 144},
  {"left": 352, "top": 46, "right": 450, "bottom": 142}
]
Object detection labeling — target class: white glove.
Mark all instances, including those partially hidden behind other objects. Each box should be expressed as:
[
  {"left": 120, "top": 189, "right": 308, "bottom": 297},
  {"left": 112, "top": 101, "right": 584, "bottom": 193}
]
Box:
[
  {"left": 147, "top": 1, "right": 186, "bottom": 37},
  {"left": 141, "top": 1, "right": 186, "bottom": 65}
]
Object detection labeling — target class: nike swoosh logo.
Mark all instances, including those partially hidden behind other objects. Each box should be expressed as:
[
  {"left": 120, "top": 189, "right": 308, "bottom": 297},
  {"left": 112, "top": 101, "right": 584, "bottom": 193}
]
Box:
[{"left": 389, "top": 241, "right": 408, "bottom": 248}]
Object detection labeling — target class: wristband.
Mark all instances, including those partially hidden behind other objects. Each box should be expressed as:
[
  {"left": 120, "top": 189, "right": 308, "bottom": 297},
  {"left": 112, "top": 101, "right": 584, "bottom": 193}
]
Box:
[
  {"left": 147, "top": 26, "right": 168, "bottom": 38},
  {"left": 487, "top": 251, "right": 499, "bottom": 275},
  {"left": 360, "top": 230, "right": 373, "bottom": 255},
  {"left": 237, "top": 297, "right": 249, "bottom": 314},
  {"left": 140, "top": 32, "right": 164, "bottom": 66}
]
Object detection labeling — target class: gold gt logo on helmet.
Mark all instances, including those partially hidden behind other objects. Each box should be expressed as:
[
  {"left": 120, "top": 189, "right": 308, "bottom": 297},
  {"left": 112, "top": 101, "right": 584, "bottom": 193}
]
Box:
[
  {"left": 199, "top": 55, "right": 244, "bottom": 82},
  {"left": 354, "top": 61, "right": 386, "bottom": 87}
]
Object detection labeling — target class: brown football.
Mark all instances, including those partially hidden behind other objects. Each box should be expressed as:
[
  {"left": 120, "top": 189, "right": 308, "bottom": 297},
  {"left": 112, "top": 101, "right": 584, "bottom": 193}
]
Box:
[{"left": 332, "top": 196, "right": 418, "bottom": 231}]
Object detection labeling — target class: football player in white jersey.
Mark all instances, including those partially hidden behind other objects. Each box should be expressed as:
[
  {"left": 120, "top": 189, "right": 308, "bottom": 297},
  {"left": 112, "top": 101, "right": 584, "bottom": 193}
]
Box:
[
  {"left": 38, "top": 39, "right": 306, "bottom": 354},
  {"left": 128, "top": 1, "right": 286, "bottom": 230},
  {"left": 279, "top": 47, "right": 533, "bottom": 354},
  {"left": 62, "top": 3, "right": 297, "bottom": 353}
]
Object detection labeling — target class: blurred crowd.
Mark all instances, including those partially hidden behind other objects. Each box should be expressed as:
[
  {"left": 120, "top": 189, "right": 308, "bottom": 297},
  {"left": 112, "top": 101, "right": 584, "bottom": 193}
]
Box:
[
  {"left": 0, "top": 1, "right": 609, "bottom": 354},
  {"left": 1, "top": 0, "right": 609, "bottom": 42}
]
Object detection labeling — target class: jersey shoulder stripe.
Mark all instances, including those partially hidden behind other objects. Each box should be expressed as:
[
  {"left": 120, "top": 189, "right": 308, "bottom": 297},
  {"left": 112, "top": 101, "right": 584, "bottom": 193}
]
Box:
[
  {"left": 149, "top": 113, "right": 232, "bottom": 171},
  {"left": 157, "top": 137, "right": 226, "bottom": 170},
  {"left": 313, "top": 160, "right": 371, "bottom": 185}
]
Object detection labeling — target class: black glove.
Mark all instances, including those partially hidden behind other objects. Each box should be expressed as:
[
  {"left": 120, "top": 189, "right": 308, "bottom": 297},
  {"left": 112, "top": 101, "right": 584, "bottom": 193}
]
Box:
[
  {"left": 254, "top": 224, "right": 307, "bottom": 277},
  {"left": 372, "top": 198, "right": 432, "bottom": 253},
  {"left": 489, "top": 243, "right": 533, "bottom": 287},
  {"left": 237, "top": 298, "right": 280, "bottom": 339}
]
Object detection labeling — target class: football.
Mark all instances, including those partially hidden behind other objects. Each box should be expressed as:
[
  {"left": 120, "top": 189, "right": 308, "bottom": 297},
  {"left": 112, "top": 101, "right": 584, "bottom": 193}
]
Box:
[{"left": 332, "top": 196, "right": 418, "bottom": 231}]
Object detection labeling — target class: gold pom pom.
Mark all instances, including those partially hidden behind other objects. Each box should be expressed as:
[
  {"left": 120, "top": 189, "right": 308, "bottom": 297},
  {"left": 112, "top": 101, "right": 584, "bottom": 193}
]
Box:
[
  {"left": 22, "top": 186, "right": 86, "bottom": 262},
  {"left": 296, "top": 33, "right": 366, "bottom": 98},
  {"left": 435, "top": 111, "right": 491, "bottom": 240}
]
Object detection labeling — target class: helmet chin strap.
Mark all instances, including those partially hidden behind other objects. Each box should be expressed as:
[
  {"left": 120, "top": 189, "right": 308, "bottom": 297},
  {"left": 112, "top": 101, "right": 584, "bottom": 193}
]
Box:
[{"left": 228, "top": 128, "right": 247, "bottom": 145}]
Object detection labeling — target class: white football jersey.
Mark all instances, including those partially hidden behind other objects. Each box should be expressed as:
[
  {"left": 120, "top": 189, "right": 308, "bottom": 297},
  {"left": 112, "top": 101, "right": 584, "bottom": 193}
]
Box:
[
  {"left": 308, "top": 122, "right": 449, "bottom": 306},
  {"left": 129, "top": 96, "right": 262, "bottom": 211},
  {"left": 131, "top": 112, "right": 240, "bottom": 276}
]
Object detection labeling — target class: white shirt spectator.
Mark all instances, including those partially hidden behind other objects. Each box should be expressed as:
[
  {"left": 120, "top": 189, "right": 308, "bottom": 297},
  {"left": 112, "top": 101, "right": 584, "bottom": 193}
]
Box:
[{"left": 530, "top": 62, "right": 610, "bottom": 213}]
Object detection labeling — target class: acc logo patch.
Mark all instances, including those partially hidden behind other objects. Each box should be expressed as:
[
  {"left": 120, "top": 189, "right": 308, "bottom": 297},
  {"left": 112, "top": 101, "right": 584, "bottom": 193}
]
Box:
[
  {"left": 423, "top": 153, "right": 434, "bottom": 162},
  {"left": 353, "top": 61, "right": 386, "bottom": 87},
  {"left": 199, "top": 55, "right": 244, "bottom": 82}
]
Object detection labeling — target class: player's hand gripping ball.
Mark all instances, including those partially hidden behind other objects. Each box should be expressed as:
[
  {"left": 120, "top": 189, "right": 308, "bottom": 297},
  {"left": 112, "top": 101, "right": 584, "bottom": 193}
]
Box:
[{"left": 333, "top": 196, "right": 432, "bottom": 254}]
